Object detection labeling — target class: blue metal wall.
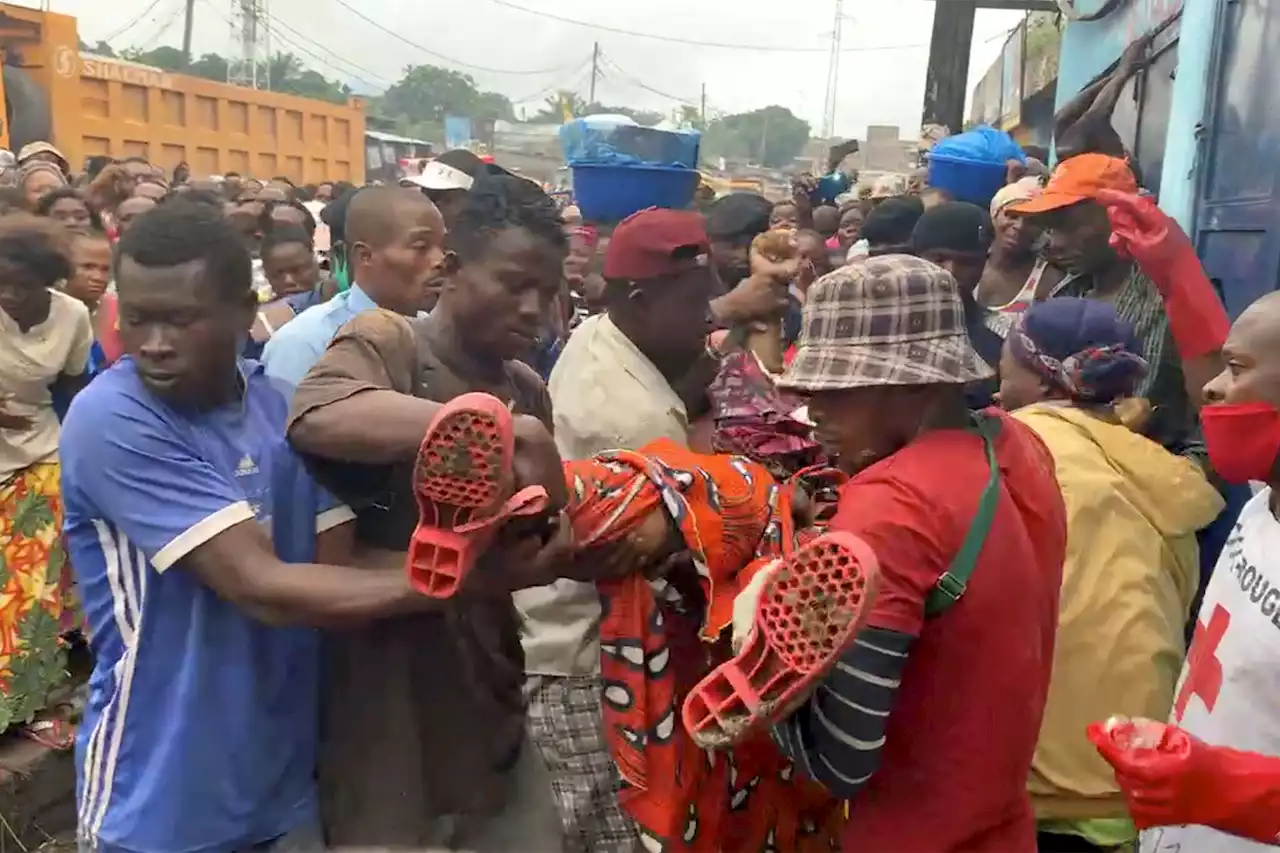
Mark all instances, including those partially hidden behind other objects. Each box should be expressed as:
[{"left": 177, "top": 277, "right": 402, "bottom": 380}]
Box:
[{"left": 1054, "top": 0, "right": 1217, "bottom": 232}]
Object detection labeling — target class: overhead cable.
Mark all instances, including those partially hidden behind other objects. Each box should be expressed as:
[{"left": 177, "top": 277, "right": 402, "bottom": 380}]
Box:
[{"left": 329, "top": 0, "right": 582, "bottom": 75}]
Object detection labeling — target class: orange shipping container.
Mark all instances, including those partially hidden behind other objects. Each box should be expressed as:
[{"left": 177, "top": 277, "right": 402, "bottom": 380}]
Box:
[{"left": 0, "top": 3, "right": 365, "bottom": 183}]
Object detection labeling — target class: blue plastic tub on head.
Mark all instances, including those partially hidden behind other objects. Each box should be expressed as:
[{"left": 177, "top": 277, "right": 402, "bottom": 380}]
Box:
[
  {"left": 571, "top": 162, "right": 699, "bottom": 223},
  {"left": 926, "top": 153, "right": 1009, "bottom": 207}
]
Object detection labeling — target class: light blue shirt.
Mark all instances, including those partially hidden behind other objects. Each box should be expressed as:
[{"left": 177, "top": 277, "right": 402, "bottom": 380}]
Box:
[{"left": 261, "top": 284, "right": 378, "bottom": 388}]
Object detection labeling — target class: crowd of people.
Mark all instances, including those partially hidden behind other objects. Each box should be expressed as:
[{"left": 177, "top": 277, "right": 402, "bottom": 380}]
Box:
[{"left": 0, "top": 116, "right": 1278, "bottom": 853}]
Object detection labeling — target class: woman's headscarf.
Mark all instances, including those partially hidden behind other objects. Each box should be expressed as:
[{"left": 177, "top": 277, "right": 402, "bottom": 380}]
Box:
[
  {"left": 563, "top": 439, "right": 843, "bottom": 851},
  {"left": 1009, "top": 297, "right": 1149, "bottom": 404},
  {"left": 990, "top": 175, "right": 1043, "bottom": 218}
]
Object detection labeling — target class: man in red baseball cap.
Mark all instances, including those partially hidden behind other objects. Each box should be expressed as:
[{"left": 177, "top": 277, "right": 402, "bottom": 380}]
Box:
[{"left": 517, "top": 206, "right": 717, "bottom": 852}]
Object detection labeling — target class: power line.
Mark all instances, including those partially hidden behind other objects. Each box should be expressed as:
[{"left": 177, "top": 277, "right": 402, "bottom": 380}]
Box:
[
  {"left": 267, "top": 11, "right": 393, "bottom": 87},
  {"left": 268, "top": 25, "right": 389, "bottom": 90},
  {"left": 100, "top": 0, "right": 171, "bottom": 43},
  {"left": 327, "top": 0, "right": 579, "bottom": 75},
  {"left": 196, "top": 0, "right": 390, "bottom": 91},
  {"left": 131, "top": 1, "right": 188, "bottom": 48},
  {"left": 508, "top": 61, "right": 593, "bottom": 106},
  {"left": 477, "top": 0, "right": 961, "bottom": 53},
  {"left": 598, "top": 55, "right": 698, "bottom": 104}
]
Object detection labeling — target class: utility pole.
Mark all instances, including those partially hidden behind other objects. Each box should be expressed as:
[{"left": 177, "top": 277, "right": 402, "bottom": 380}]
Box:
[
  {"left": 821, "top": 0, "right": 844, "bottom": 139},
  {"left": 759, "top": 110, "right": 770, "bottom": 165},
  {"left": 181, "top": 0, "right": 196, "bottom": 68},
  {"left": 588, "top": 41, "right": 600, "bottom": 105},
  {"left": 700, "top": 82, "right": 707, "bottom": 128},
  {"left": 921, "top": 0, "right": 975, "bottom": 136}
]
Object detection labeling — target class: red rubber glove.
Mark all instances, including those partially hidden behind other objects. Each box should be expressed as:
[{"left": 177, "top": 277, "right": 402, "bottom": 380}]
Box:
[
  {"left": 1097, "top": 188, "right": 1230, "bottom": 361},
  {"left": 1089, "top": 717, "right": 1280, "bottom": 845}
]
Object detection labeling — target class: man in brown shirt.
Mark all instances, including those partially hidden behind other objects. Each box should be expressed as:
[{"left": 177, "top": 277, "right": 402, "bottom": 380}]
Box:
[{"left": 286, "top": 174, "right": 573, "bottom": 850}]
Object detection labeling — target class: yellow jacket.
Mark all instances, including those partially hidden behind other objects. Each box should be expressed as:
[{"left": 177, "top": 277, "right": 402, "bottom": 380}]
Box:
[{"left": 1013, "top": 403, "right": 1224, "bottom": 820}]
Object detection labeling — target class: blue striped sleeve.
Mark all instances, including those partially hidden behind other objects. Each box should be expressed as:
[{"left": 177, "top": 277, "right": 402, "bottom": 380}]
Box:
[{"left": 773, "top": 626, "right": 914, "bottom": 798}]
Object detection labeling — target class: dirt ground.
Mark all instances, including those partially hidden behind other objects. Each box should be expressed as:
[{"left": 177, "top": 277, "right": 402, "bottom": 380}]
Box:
[{"left": 0, "top": 649, "right": 89, "bottom": 853}]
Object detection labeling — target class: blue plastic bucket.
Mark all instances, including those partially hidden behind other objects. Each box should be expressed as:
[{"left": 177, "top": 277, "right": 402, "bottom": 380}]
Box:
[
  {"left": 571, "top": 163, "right": 699, "bottom": 223},
  {"left": 927, "top": 153, "right": 1008, "bottom": 207}
]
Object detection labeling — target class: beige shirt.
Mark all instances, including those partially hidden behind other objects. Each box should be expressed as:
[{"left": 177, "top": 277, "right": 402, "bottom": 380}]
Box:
[
  {"left": 0, "top": 290, "right": 93, "bottom": 481},
  {"left": 516, "top": 313, "right": 689, "bottom": 677}
]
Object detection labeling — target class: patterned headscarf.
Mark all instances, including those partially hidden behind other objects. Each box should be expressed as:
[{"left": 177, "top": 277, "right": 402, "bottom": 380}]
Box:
[
  {"left": 563, "top": 439, "right": 843, "bottom": 852},
  {"left": 1009, "top": 297, "right": 1149, "bottom": 404}
]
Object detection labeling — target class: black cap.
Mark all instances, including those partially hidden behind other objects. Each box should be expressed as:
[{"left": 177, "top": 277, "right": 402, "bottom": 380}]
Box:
[
  {"left": 704, "top": 192, "right": 772, "bottom": 243},
  {"left": 908, "top": 201, "right": 994, "bottom": 255},
  {"left": 861, "top": 196, "right": 925, "bottom": 248},
  {"left": 320, "top": 187, "right": 362, "bottom": 243}
]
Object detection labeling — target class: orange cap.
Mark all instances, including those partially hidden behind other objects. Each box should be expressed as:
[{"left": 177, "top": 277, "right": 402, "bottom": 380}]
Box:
[{"left": 1007, "top": 153, "right": 1137, "bottom": 216}]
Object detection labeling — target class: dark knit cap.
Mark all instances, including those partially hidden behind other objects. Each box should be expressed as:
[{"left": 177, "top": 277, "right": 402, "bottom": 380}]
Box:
[
  {"left": 861, "top": 196, "right": 925, "bottom": 248},
  {"left": 704, "top": 192, "right": 772, "bottom": 243},
  {"left": 908, "top": 201, "right": 994, "bottom": 255}
]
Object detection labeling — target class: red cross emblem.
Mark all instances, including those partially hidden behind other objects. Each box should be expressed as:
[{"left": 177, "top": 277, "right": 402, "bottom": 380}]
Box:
[{"left": 1173, "top": 604, "right": 1231, "bottom": 723}]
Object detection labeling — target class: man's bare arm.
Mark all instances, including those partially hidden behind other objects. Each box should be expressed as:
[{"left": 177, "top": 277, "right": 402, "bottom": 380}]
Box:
[
  {"left": 180, "top": 518, "right": 437, "bottom": 627},
  {"left": 290, "top": 389, "right": 445, "bottom": 464}
]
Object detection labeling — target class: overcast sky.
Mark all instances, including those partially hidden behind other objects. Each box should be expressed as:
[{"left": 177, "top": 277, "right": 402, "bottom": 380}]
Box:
[{"left": 27, "top": 0, "right": 1022, "bottom": 138}]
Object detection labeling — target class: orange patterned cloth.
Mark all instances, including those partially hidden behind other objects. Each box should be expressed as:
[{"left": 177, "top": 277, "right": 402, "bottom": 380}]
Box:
[
  {"left": 563, "top": 439, "right": 842, "bottom": 852},
  {"left": 0, "top": 461, "right": 75, "bottom": 732}
]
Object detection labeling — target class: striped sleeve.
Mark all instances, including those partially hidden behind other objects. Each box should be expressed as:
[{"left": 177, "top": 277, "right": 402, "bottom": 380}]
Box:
[{"left": 772, "top": 626, "right": 914, "bottom": 798}]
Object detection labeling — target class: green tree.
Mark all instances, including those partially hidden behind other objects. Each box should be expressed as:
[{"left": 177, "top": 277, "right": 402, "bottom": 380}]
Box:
[
  {"left": 115, "top": 47, "right": 350, "bottom": 104},
  {"left": 703, "top": 105, "right": 810, "bottom": 168},
  {"left": 381, "top": 64, "right": 513, "bottom": 125},
  {"left": 534, "top": 90, "right": 586, "bottom": 121},
  {"left": 678, "top": 104, "right": 705, "bottom": 131},
  {"left": 188, "top": 52, "right": 230, "bottom": 80},
  {"left": 121, "top": 45, "right": 187, "bottom": 69}
]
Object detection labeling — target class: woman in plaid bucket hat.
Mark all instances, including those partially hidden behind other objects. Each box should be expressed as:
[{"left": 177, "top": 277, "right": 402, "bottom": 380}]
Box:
[{"left": 755, "top": 253, "right": 1069, "bottom": 852}]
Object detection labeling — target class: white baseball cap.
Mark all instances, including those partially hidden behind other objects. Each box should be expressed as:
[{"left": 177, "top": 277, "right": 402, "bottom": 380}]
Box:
[{"left": 406, "top": 160, "right": 475, "bottom": 192}]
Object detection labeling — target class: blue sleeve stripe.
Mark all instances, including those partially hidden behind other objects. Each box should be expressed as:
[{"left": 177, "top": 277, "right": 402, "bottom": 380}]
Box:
[{"left": 773, "top": 627, "right": 914, "bottom": 798}]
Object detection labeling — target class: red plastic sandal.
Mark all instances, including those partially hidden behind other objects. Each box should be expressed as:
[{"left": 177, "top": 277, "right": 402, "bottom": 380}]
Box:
[
  {"left": 407, "top": 392, "right": 550, "bottom": 598},
  {"left": 682, "top": 531, "right": 880, "bottom": 749}
]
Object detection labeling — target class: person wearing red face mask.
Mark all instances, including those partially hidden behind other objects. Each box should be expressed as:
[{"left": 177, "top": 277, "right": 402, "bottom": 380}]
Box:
[
  {"left": 1087, "top": 288, "right": 1280, "bottom": 852},
  {"left": 1082, "top": 192, "right": 1280, "bottom": 851}
]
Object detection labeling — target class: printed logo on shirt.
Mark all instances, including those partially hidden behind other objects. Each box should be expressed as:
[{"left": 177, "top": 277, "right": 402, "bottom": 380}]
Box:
[
  {"left": 235, "top": 454, "right": 259, "bottom": 477},
  {"left": 1174, "top": 604, "right": 1229, "bottom": 722},
  {"left": 1221, "top": 525, "right": 1280, "bottom": 627}
]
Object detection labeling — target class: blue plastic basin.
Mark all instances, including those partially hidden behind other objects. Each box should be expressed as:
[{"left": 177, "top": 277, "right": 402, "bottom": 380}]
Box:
[
  {"left": 571, "top": 163, "right": 699, "bottom": 223},
  {"left": 927, "top": 153, "right": 1009, "bottom": 207}
]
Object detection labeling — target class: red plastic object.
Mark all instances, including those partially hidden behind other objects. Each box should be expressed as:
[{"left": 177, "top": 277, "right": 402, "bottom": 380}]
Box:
[
  {"left": 1097, "top": 188, "right": 1229, "bottom": 360},
  {"left": 1089, "top": 717, "right": 1280, "bottom": 843},
  {"left": 407, "top": 392, "right": 549, "bottom": 598},
  {"left": 682, "top": 531, "right": 880, "bottom": 748}
]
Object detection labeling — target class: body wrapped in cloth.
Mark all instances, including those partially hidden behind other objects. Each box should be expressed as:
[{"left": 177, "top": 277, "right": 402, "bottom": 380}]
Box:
[{"left": 562, "top": 438, "right": 843, "bottom": 852}]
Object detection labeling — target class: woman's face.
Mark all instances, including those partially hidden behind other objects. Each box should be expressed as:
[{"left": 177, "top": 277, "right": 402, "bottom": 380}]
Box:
[
  {"left": 23, "top": 170, "right": 65, "bottom": 209},
  {"left": 996, "top": 338, "right": 1049, "bottom": 411},
  {"left": 48, "top": 196, "right": 92, "bottom": 229},
  {"left": 0, "top": 260, "right": 52, "bottom": 328},
  {"left": 994, "top": 207, "right": 1039, "bottom": 255}
]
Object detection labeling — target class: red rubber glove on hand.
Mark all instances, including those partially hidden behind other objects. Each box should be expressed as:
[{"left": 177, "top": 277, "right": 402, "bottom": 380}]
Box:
[
  {"left": 1088, "top": 717, "right": 1280, "bottom": 845},
  {"left": 1097, "top": 188, "right": 1230, "bottom": 361}
]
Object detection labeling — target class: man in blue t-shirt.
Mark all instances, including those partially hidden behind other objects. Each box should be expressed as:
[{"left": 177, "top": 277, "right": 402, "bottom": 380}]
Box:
[{"left": 59, "top": 200, "right": 477, "bottom": 853}]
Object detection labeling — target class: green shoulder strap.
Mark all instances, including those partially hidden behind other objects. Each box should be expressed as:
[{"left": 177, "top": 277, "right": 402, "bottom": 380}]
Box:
[{"left": 925, "top": 413, "right": 1002, "bottom": 617}]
